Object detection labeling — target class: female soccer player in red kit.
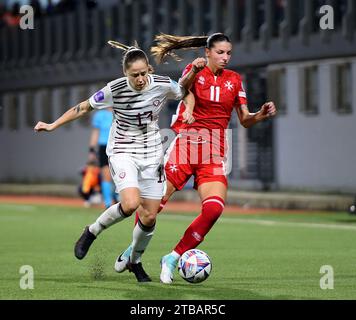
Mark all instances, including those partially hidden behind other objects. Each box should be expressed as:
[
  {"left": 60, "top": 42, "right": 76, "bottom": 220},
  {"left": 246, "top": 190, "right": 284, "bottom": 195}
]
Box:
[{"left": 115, "top": 33, "right": 277, "bottom": 283}]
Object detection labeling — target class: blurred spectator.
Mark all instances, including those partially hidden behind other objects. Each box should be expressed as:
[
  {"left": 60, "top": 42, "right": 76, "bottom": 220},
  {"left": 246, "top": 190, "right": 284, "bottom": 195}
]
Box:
[
  {"left": 2, "top": 2, "right": 21, "bottom": 28},
  {"left": 78, "top": 158, "right": 102, "bottom": 208},
  {"left": 89, "top": 108, "right": 117, "bottom": 209}
]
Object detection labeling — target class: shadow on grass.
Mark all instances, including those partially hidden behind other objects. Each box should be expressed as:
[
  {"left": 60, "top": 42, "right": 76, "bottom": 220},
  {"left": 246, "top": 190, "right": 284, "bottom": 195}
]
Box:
[{"left": 332, "top": 218, "right": 356, "bottom": 224}]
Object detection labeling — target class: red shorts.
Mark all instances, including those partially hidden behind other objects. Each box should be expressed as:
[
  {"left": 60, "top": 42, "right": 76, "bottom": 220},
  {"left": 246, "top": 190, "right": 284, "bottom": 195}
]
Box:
[{"left": 164, "top": 135, "right": 228, "bottom": 190}]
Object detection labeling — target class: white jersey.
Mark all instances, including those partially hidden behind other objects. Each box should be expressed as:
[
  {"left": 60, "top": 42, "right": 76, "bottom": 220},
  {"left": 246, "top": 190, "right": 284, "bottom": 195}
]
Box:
[{"left": 89, "top": 74, "right": 185, "bottom": 159}]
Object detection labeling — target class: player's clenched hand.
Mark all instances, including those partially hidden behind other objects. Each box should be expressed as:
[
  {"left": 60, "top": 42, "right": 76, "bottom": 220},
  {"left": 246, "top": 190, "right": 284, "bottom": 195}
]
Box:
[
  {"left": 182, "top": 110, "right": 195, "bottom": 124},
  {"left": 260, "top": 102, "right": 277, "bottom": 118},
  {"left": 34, "top": 121, "right": 55, "bottom": 132},
  {"left": 192, "top": 57, "right": 207, "bottom": 73}
]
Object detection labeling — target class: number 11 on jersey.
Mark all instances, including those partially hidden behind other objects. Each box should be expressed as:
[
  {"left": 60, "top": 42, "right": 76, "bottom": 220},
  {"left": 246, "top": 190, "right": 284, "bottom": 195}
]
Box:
[{"left": 210, "top": 86, "right": 220, "bottom": 102}]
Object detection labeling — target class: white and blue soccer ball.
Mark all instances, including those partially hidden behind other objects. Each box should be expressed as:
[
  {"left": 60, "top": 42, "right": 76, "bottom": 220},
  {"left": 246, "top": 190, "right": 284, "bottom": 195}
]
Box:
[{"left": 178, "top": 249, "right": 212, "bottom": 283}]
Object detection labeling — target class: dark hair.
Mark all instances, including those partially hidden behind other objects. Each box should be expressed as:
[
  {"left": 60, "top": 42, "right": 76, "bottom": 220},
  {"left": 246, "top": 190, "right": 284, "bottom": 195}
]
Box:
[
  {"left": 151, "top": 33, "right": 231, "bottom": 64},
  {"left": 206, "top": 33, "right": 231, "bottom": 49},
  {"left": 108, "top": 40, "right": 150, "bottom": 72},
  {"left": 123, "top": 48, "right": 149, "bottom": 71}
]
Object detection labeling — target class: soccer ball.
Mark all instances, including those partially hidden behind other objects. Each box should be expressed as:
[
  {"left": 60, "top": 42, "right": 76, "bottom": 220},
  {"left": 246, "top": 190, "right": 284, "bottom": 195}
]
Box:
[{"left": 178, "top": 249, "right": 212, "bottom": 283}]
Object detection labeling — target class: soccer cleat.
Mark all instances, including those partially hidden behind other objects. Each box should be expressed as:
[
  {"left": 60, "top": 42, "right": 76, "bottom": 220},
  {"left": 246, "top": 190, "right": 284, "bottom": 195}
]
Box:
[
  {"left": 127, "top": 262, "right": 152, "bottom": 282},
  {"left": 74, "top": 226, "right": 96, "bottom": 260},
  {"left": 114, "top": 245, "right": 132, "bottom": 273},
  {"left": 160, "top": 253, "right": 178, "bottom": 284}
]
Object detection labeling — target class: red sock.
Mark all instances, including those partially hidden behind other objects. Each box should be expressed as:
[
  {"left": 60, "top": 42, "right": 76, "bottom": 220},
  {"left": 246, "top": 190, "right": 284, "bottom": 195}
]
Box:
[
  {"left": 134, "top": 198, "right": 168, "bottom": 225},
  {"left": 134, "top": 211, "right": 139, "bottom": 225},
  {"left": 174, "top": 196, "right": 225, "bottom": 255}
]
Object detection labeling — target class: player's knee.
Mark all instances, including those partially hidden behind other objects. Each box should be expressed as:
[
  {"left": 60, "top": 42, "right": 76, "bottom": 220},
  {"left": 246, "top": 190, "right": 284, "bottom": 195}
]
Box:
[
  {"left": 141, "top": 212, "right": 157, "bottom": 226},
  {"left": 121, "top": 199, "right": 140, "bottom": 215}
]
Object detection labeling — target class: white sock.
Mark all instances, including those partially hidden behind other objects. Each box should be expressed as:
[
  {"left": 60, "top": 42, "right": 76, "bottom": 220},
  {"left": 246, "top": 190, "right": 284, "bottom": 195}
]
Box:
[
  {"left": 130, "top": 219, "right": 155, "bottom": 264},
  {"left": 89, "top": 203, "right": 128, "bottom": 236},
  {"left": 170, "top": 251, "right": 181, "bottom": 261}
]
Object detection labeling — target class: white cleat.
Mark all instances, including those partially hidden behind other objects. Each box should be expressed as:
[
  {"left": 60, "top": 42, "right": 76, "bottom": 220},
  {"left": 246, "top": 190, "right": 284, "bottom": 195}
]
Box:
[
  {"left": 160, "top": 254, "right": 178, "bottom": 284},
  {"left": 114, "top": 245, "right": 132, "bottom": 273}
]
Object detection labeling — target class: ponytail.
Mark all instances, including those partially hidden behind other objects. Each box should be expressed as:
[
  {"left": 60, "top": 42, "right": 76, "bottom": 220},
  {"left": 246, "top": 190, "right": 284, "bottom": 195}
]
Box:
[
  {"left": 150, "top": 33, "right": 231, "bottom": 64},
  {"left": 150, "top": 34, "right": 208, "bottom": 64}
]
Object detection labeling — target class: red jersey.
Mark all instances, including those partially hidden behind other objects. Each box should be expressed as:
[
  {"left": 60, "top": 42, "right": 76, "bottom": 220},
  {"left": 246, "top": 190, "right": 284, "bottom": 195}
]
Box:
[{"left": 171, "top": 64, "right": 247, "bottom": 133}]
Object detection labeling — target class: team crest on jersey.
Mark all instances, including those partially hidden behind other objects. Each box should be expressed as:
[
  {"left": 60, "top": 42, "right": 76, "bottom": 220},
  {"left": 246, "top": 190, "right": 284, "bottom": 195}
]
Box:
[
  {"left": 198, "top": 76, "right": 205, "bottom": 85},
  {"left": 153, "top": 100, "right": 162, "bottom": 107},
  {"left": 119, "top": 171, "right": 126, "bottom": 179},
  {"left": 224, "top": 81, "right": 234, "bottom": 91}
]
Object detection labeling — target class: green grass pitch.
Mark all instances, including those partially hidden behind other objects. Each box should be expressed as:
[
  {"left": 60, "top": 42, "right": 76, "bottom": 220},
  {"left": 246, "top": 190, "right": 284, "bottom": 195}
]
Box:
[{"left": 1, "top": 202, "right": 356, "bottom": 300}]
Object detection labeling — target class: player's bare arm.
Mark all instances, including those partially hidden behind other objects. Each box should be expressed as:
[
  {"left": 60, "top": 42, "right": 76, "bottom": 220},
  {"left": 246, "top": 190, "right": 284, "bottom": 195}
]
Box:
[
  {"left": 182, "top": 90, "right": 195, "bottom": 124},
  {"left": 34, "top": 100, "right": 93, "bottom": 132},
  {"left": 179, "top": 57, "right": 207, "bottom": 90},
  {"left": 88, "top": 128, "right": 99, "bottom": 162},
  {"left": 237, "top": 102, "right": 277, "bottom": 128}
]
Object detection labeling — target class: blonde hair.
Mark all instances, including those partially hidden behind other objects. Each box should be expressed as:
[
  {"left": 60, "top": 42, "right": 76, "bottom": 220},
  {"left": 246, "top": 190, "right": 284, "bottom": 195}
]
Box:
[{"left": 150, "top": 33, "right": 231, "bottom": 64}]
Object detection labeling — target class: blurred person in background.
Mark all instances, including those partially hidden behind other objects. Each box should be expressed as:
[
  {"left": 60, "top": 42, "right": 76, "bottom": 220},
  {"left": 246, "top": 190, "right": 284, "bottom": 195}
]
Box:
[
  {"left": 88, "top": 107, "right": 117, "bottom": 209},
  {"left": 2, "top": 2, "right": 21, "bottom": 27},
  {"left": 78, "top": 157, "right": 101, "bottom": 208}
]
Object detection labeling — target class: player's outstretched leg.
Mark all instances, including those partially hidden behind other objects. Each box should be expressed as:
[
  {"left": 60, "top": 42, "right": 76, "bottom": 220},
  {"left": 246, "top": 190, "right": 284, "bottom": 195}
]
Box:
[
  {"left": 114, "top": 245, "right": 132, "bottom": 273},
  {"left": 160, "top": 251, "right": 180, "bottom": 284},
  {"left": 74, "top": 202, "right": 130, "bottom": 260}
]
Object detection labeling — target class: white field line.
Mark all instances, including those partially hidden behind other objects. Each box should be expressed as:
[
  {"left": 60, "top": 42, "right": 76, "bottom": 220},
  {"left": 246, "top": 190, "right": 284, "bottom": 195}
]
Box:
[{"left": 160, "top": 214, "right": 356, "bottom": 231}]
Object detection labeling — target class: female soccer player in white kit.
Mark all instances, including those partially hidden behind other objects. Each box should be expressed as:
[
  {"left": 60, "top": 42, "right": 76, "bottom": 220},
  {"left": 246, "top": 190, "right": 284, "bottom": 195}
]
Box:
[{"left": 34, "top": 41, "right": 195, "bottom": 282}]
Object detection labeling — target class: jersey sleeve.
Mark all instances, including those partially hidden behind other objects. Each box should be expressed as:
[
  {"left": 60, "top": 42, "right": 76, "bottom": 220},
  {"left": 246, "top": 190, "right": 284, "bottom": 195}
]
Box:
[
  {"left": 89, "top": 85, "right": 113, "bottom": 110},
  {"left": 235, "top": 77, "right": 248, "bottom": 107},
  {"left": 167, "top": 78, "right": 186, "bottom": 100},
  {"left": 177, "top": 64, "right": 193, "bottom": 83},
  {"left": 181, "top": 64, "right": 193, "bottom": 77}
]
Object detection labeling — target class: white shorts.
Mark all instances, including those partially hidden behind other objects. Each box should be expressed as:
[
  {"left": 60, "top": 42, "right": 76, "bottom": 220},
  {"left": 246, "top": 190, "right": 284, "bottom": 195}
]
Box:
[{"left": 108, "top": 154, "right": 166, "bottom": 200}]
